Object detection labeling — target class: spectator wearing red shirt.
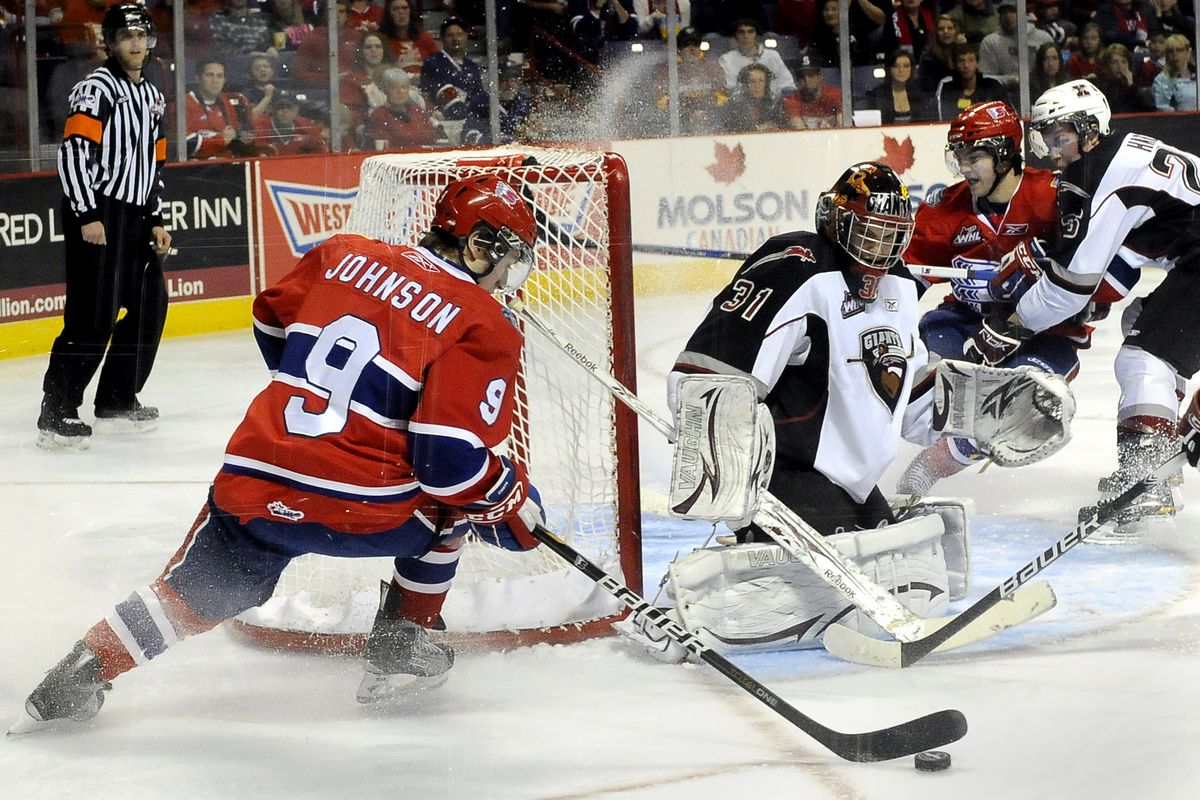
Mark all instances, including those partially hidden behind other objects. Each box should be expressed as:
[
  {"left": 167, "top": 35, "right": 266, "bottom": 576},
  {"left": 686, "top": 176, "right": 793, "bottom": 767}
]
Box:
[
  {"left": 184, "top": 57, "right": 260, "bottom": 159},
  {"left": 347, "top": 0, "right": 384, "bottom": 31},
  {"left": 1066, "top": 21, "right": 1103, "bottom": 78},
  {"left": 365, "top": 68, "right": 442, "bottom": 149},
  {"left": 254, "top": 91, "right": 328, "bottom": 154},
  {"left": 379, "top": 0, "right": 438, "bottom": 76},
  {"left": 340, "top": 29, "right": 394, "bottom": 126},
  {"left": 294, "top": 0, "right": 360, "bottom": 88},
  {"left": 879, "top": 0, "right": 936, "bottom": 64},
  {"left": 1095, "top": 0, "right": 1161, "bottom": 52},
  {"left": 784, "top": 50, "right": 842, "bottom": 129}
]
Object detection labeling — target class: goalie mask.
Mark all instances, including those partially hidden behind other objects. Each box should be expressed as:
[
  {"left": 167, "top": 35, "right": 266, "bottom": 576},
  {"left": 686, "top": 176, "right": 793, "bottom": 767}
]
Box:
[
  {"left": 102, "top": 3, "right": 157, "bottom": 51},
  {"left": 432, "top": 175, "right": 538, "bottom": 294},
  {"left": 1028, "top": 79, "right": 1111, "bottom": 159},
  {"left": 945, "top": 101, "right": 1023, "bottom": 195},
  {"left": 815, "top": 162, "right": 914, "bottom": 302}
]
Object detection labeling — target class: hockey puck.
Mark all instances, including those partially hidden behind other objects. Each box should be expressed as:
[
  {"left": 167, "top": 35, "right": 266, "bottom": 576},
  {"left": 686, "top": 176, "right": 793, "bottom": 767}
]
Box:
[{"left": 914, "top": 751, "right": 952, "bottom": 772}]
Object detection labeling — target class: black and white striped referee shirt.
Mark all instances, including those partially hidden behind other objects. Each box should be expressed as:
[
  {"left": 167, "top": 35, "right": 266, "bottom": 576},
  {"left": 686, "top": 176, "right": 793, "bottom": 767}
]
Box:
[{"left": 57, "top": 56, "right": 167, "bottom": 226}]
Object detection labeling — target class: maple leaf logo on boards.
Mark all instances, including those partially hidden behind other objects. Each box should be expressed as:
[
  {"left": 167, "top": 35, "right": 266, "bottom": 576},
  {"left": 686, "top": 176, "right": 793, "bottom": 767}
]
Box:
[
  {"left": 706, "top": 141, "right": 746, "bottom": 184},
  {"left": 876, "top": 135, "right": 916, "bottom": 175}
]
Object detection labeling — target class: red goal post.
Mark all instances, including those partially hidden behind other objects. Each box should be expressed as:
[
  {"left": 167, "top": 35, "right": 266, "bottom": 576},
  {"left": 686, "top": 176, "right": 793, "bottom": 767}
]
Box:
[{"left": 232, "top": 147, "right": 641, "bottom": 653}]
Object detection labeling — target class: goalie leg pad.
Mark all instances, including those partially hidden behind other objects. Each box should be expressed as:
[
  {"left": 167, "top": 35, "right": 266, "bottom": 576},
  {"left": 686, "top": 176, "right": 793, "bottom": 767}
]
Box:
[
  {"left": 669, "top": 374, "right": 775, "bottom": 525},
  {"left": 659, "top": 515, "right": 953, "bottom": 656},
  {"left": 892, "top": 496, "right": 973, "bottom": 600}
]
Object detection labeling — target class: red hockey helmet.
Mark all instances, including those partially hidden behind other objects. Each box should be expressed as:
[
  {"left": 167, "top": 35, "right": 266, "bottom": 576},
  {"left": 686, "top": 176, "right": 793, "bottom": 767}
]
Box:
[
  {"left": 431, "top": 174, "right": 538, "bottom": 293},
  {"left": 945, "top": 101, "right": 1023, "bottom": 178},
  {"left": 815, "top": 162, "right": 914, "bottom": 301}
]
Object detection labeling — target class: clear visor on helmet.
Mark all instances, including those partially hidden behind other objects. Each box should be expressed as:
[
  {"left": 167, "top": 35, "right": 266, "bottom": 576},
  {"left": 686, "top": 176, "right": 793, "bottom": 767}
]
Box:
[
  {"left": 113, "top": 25, "right": 156, "bottom": 50},
  {"left": 489, "top": 226, "right": 536, "bottom": 295},
  {"left": 1029, "top": 119, "right": 1084, "bottom": 159},
  {"left": 944, "top": 141, "right": 997, "bottom": 178},
  {"left": 838, "top": 208, "right": 914, "bottom": 274}
]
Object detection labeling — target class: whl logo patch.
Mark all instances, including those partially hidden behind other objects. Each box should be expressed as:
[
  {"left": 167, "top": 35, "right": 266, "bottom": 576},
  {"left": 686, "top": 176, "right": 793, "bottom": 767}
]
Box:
[
  {"left": 953, "top": 225, "right": 982, "bottom": 245},
  {"left": 267, "top": 181, "right": 361, "bottom": 257}
]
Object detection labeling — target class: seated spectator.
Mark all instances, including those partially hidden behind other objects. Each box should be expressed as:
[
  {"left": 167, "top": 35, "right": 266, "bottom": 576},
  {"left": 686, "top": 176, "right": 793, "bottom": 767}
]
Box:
[
  {"left": 1029, "top": 41, "right": 1069, "bottom": 98},
  {"left": 294, "top": 0, "right": 360, "bottom": 88},
  {"left": 1066, "top": 22, "right": 1103, "bottom": 78},
  {"left": 946, "top": 0, "right": 998, "bottom": 44},
  {"left": 569, "top": 0, "right": 639, "bottom": 67},
  {"left": 783, "top": 49, "right": 842, "bottom": 128},
  {"left": 254, "top": 91, "right": 327, "bottom": 154},
  {"left": 211, "top": 0, "right": 276, "bottom": 55},
  {"left": 917, "top": 13, "right": 966, "bottom": 91},
  {"left": 722, "top": 62, "right": 787, "bottom": 132},
  {"left": 347, "top": 0, "right": 384, "bottom": 31},
  {"left": 56, "top": 0, "right": 107, "bottom": 49},
  {"left": 633, "top": 0, "right": 692, "bottom": 39},
  {"left": 419, "top": 17, "right": 483, "bottom": 120},
  {"left": 1095, "top": 0, "right": 1160, "bottom": 53},
  {"left": 1145, "top": 31, "right": 1168, "bottom": 69},
  {"left": 1152, "top": 33, "right": 1197, "bottom": 109},
  {"left": 1095, "top": 43, "right": 1156, "bottom": 111},
  {"left": 243, "top": 52, "right": 282, "bottom": 120},
  {"left": 267, "top": 0, "right": 314, "bottom": 50},
  {"left": 653, "top": 26, "right": 727, "bottom": 133},
  {"left": 341, "top": 30, "right": 394, "bottom": 125},
  {"left": 184, "top": 57, "right": 260, "bottom": 159},
  {"left": 462, "top": 60, "right": 536, "bottom": 145},
  {"left": 379, "top": 0, "right": 438, "bottom": 76},
  {"left": 878, "top": 0, "right": 936, "bottom": 66},
  {"left": 366, "top": 68, "right": 442, "bottom": 149},
  {"left": 933, "top": 41, "right": 1009, "bottom": 120},
  {"left": 1034, "top": 0, "right": 1078, "bottom": 50},
  {"left": 1152, "top": 0, "right": 1195, "bottom": 41},
  {"left": 865, "top": 49, "right": 932, "bottom": 124},
  {"left": 718, "top": 17, "right": 796, "bottom": 94},
  {"left": 980, "top": 2, "right": 1054, "bottom": 89}
]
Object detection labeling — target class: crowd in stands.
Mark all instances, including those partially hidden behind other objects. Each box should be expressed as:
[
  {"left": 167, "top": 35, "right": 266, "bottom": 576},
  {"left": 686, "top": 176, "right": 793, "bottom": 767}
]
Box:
[{"left": 0, "top": 0, "right": 1197, "bottom": 165}]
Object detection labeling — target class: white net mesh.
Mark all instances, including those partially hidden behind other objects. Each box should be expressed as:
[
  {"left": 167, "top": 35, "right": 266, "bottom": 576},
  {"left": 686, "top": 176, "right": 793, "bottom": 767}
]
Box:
[{"left": 236, "top": 147, "right": 638, "bottom": 644}]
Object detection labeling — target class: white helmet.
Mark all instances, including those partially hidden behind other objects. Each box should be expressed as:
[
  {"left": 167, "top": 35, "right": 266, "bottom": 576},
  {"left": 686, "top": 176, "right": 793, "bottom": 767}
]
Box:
[{"left": 1028, "top": 79, "right": 1112, "bottom": 158}]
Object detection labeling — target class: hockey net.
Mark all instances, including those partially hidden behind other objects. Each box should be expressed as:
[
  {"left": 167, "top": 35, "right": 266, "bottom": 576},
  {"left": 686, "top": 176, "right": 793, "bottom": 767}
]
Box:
[{"left": 233, "top": 147, "right": 641, "bottom": 652}]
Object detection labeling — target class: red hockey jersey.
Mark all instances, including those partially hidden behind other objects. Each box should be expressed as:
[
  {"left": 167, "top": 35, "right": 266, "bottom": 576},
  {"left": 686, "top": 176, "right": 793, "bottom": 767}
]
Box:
[{"left": 212, "top": 234, "right": 523, "bottom": 534}]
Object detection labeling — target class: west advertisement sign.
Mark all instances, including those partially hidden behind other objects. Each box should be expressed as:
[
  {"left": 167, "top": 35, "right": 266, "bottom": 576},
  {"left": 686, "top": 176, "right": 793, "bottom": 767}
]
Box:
[{"left": 0, "top": 161, "right": 253, "bottom": 325}]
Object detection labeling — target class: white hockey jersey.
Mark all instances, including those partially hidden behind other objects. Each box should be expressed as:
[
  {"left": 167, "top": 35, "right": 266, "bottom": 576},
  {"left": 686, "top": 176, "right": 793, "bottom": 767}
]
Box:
[{"left": 670, "top": 232, "right": 938, "bottom": 504}]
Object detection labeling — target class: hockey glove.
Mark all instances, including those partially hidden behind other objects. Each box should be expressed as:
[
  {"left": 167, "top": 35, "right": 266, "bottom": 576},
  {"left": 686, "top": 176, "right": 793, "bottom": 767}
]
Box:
[
  {"left": 462, "top": 456, "right": 545, "bottom": 551},
  {"left": 964, "top": 315, "right": 1028, "bottom": 366},
  {"left": 990, "top": 239, "right": 1049, "bottom": 302},
  {"left": 1180, "top": 389, "right": 1200, "bottom": 469}
]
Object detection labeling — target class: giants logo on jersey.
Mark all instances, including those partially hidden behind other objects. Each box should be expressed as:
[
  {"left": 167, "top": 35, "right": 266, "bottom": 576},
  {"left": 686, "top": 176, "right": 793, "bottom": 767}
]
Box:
[
  {"left": 953, "top": 225, "right": 983, "bottom": 246},
  {"left": 857, "top": 327, "right": 910, "bottom": 412}
]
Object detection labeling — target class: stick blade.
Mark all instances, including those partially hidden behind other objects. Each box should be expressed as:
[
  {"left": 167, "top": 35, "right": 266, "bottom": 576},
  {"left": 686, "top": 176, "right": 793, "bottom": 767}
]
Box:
[{"left": 829, "top": 708, "right": 968, "bottom": 762}]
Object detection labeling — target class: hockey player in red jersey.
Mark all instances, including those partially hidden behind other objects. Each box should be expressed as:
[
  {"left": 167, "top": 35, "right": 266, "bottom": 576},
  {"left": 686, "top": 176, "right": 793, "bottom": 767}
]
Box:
[
  {"left": 13, "top": 175, "right": 545, "bottom": 730},
  {"left": 897, "top": 100, "right": 1137, "bottom": 496}
]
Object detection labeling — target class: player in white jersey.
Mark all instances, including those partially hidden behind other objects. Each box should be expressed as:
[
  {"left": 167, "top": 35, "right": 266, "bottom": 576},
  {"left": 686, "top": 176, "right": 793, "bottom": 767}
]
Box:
[{"left": 984, "top": 79, "right": 1200, "bottom": 538}]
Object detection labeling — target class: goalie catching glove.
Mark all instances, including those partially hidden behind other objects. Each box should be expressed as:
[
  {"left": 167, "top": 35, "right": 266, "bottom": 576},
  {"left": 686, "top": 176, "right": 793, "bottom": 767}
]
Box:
[
  {"left": 459, "top": 456, "right": 545, "bottom": 551},
  {"left": 932, "top": 360, "right": 1075, "bottom": 467}
]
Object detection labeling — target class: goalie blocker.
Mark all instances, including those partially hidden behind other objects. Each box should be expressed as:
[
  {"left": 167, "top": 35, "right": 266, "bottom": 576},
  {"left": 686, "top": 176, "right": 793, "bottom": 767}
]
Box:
[{"left": 617, "top": 498, "right": 972, "bottom": 663}]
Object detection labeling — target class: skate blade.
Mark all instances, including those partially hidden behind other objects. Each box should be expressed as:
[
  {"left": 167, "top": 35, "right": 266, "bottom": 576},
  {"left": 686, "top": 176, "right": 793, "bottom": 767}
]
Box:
[
  {"left": 92, "top": 417, "right": 157, "bottom": 433},
  {"left": 1086, "top": 515, "right": 1178, "bottom": 545},
  {"left": 35, "top": 431, "right": 91, "bottom": 451},
  {"left": 356, "top": 671, "right": 448, "bottom": 704}
]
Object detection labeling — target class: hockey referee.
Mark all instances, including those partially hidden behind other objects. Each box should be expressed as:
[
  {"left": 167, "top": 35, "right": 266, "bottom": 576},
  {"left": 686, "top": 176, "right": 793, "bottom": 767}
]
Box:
[{"left": 38, "top": 3, "right": 172, "bottom": 449}]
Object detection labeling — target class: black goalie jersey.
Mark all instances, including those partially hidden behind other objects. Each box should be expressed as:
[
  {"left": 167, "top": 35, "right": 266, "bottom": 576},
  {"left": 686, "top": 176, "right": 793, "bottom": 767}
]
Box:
[{"left": 670, "top": 232, "right": 938, "bottom": 503}]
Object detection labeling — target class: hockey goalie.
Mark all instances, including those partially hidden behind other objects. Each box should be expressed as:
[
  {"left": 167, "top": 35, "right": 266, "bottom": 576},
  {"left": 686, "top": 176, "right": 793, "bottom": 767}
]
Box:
[{"left": 617, "top": 163, "right": 1075, "bottom": 662}]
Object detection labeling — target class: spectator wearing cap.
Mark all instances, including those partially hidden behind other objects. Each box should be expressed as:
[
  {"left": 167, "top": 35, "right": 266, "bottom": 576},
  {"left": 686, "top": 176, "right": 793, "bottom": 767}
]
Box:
[
  {"left": 653, "top": 26, "right": 728, "bottom": 133},
  {"left": 722, "top": 62, "right": 787, "bottom": 132},
  {"left": 945, "top": 0, "right": 998, "bottom": 44},
  {"left": 864, "top": 49, "right": 932, "bottom": 124},
  {"left": 254, "top": 91, "right": 328, "bottom": 155},
  {"left": 783, "top": 50, "right": 842, "bottom": 128},
  {"left": 1033, "top": 0, "right": 1077, "bottom": 49},
  {"left": 979, "top": 1, "right": 1053, "bottom": 89},
  {"left": 1095, "top": 0, "right": 1161, "bottom": 53},
  {"left": 379, "top": 0, "right": 438, "bottom": 77},
  {"left": 419, "top": 17, "right": 484, "bottom": 120},
  {"left": 878, "top": 0, "right": 936, "bottom": 65},
  {"left": 462, "top": 61, "right": 536, "bottom": 145},
  {"left": 718, "top": 17, "right": 796, "bottom": 94},
  {"left": 366, "top": 68, "right": 443, "bottom": 149},
  {"left": 933, "top": 40, "right": 1009, "bottom": 120}
]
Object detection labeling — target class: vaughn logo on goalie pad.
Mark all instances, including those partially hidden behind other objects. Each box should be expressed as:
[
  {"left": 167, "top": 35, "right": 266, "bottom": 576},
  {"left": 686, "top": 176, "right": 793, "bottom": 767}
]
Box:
[{"left": 857, "top": 327, "right": 909, "bottom": 412}]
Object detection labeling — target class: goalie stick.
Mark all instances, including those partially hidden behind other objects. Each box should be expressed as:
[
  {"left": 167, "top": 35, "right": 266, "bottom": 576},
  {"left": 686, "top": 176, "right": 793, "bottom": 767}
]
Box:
[
  {"left": 826, "top": 449, "right": 1189, "bottom": 668},
  {"left": 511, "top": 301, "right": 1047, "bottom": 655},
  {"left": 528, "top": 522, "right": 968, "bottom": 762}
]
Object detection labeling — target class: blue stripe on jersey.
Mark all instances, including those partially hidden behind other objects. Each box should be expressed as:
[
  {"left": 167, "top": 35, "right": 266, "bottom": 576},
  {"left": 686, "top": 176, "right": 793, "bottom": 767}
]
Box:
[
  {"left": 253, "top": 325, "right": 285, "bottom": 372},
  {"left": 115, "top": 592, "right": 167, "bottom": 659},
  {"left": 410, "top": 429, "right": 491, "bottom": 496},
  {"left": 277, "top": 330, "right": 419, "bottom": 424},
  {"left": 395, "top": 551, "right": 461, "bottom": 589}
]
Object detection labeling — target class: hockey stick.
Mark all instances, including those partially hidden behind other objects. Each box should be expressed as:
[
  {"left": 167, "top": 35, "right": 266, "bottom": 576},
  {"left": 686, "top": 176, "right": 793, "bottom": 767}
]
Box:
[
  {"left": 825, "top": 450, "right": 1189, "bottom": 668},
  {"left": 528, "top": 522, "right": 968, "bottom": 762},
  {"left": 509, "top": 300, "right": 930, "bottom": 642}
]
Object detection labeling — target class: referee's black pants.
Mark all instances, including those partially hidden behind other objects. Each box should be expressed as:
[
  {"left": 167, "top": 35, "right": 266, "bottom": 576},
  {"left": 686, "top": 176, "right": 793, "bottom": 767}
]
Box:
[{"left": 42, "top": 197, "right": 168, "bottom": 414}]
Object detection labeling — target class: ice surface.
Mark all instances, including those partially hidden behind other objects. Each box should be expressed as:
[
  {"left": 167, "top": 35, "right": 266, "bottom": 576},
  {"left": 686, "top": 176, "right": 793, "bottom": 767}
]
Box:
[{"left": 2, "top": 267, "right": 1199, "bottom": 799}]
